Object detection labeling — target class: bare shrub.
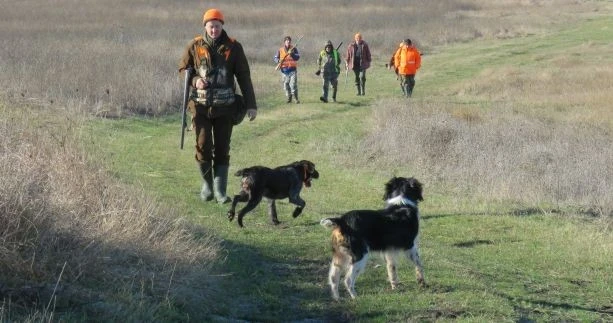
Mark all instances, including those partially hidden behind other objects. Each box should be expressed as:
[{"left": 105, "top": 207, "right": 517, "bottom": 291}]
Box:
[
  {"left": 0, "top": 104, "right": 221, "bottom": 320},
  {"left": 361, "top": 99, "right": 612, "bottom": 217}
]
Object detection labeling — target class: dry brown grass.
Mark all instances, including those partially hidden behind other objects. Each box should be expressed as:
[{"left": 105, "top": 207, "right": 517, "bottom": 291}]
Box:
[
  {"left": 0, "top": 104, "right": 220, "bottom": 320},
  {"left": 1, "top": 0, "right": 612, "bottom": 319},
  {"left": 455, "top": 64, "right": 613, "bottom": 129},
  {"left": 363, "top": 80, "right": 612, "bottom": 218},
  {"left": 0, "top": 0, "right": 604, "bottom": 116}
]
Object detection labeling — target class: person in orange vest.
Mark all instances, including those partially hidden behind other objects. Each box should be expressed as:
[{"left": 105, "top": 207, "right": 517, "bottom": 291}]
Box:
[
  {"left": 178, "top": 8, "right": 258, "bottom": 204},
  {"left": 393, "top": 38, "right": 421, "bottom": 97},
  {"left": 274, "top": 36, "right": 301, "bottom": 103}
]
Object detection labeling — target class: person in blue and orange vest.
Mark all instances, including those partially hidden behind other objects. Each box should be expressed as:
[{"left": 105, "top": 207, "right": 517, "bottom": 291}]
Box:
[
  {"left": 393, "top": 38, "right": 421, "bottom": 97},
  {"left": 274, "top": 36, "right": 301, "bottom": 103},
  {"left": 178, "top": 8, "right": 257, "bottom": 204}
]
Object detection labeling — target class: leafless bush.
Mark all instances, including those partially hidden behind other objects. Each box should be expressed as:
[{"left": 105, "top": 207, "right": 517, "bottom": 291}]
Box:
[{"left": 0, "top": 104, "right": 221, "bottom": 320}]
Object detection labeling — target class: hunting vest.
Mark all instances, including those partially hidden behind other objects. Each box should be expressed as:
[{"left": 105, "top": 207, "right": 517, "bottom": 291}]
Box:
[
  {"left": 279, "top": 47, "right": 298, "bottom": 69},
  {"left": 191, "top": 35, "right": 236, "bottom": 107}
]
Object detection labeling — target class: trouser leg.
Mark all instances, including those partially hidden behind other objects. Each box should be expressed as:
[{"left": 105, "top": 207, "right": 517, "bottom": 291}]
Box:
[
  {"left": 321, "top": 78, "right": 329, "bottom": 102},
  {"left": 353, "top": 69, "right": 361, "bottom": 95},
  {"left": 194, "top": 112, "right": 214, "bottom": 200},
  {"left": 198, "top": 161, "right": 213, "bottom": 201},
  {"left": 289, "top": 71, "right": 299, "bottom": 103},
  {"left": 211, "top": 115, "right": 233, "bottom": 204},
  {"left": 332, "top": 78, "right": 338, "bottom": 102},
  {"left": 359, "top": 70, "right": 366, "bottom": 96},
  {"left": 283, "top": 74, "right": 292, "bottom": 102},
  {"left": 407, "top": 74, "right": 416, "bottom": 97}
]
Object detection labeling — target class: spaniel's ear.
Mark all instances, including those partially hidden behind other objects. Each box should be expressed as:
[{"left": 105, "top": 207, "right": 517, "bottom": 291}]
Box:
[
  {"left": 383, "top": 177, "right": 400, "bottom": 200},
  {"left": 301, "top": 160, "right": 314, "bottom": 172},
  {"left": 406, "top": 178, "right": 424, "bottom": 201}
]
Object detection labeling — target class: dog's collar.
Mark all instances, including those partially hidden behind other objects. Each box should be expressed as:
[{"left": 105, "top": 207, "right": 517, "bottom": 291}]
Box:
[{"left": 386, "top": 195, "right": 417, "bottom": 209}]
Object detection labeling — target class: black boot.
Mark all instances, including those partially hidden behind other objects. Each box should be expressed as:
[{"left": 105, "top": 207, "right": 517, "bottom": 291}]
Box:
[
  {"left": 293, "top": 93, "right": 300, "bottom": 104},
  {"left": 199, "top": 161, "right": 214, "bottom": 201},
  {"left": 332, "top": 88, "right": 337, "bottom": 102},
  {"left": 356, "top": 84, "right": 362, "bottom": 96},
  {"left": 361, "top": 82, "right": 366, "bottom": 96}
]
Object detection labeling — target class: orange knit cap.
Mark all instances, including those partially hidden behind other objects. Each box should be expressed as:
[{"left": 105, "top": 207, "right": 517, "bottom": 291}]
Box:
[{"left": 202, "top": 8, "right": 224, "bottom": 25}]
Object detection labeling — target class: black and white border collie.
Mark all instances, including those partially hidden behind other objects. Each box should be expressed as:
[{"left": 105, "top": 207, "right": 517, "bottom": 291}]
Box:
[{"left": 320, "top": 177, "right": 425, "bottom": 300}]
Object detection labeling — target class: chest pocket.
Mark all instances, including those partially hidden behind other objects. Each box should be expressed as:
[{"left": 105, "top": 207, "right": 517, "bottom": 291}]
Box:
[{"left": 191, "top": 39, "right": 236, "bottom": 107}]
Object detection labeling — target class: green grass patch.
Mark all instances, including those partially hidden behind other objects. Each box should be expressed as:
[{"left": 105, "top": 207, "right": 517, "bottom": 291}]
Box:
[{"left": 85, "top": 16, "right": 613, "bottom": 322}]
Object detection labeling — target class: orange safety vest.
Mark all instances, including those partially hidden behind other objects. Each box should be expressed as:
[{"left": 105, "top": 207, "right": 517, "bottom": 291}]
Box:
[
  {"left": 279, "top": 46, "right": 298, "bottom": 69},
  {"left": 394, "top": 45, "right": 421, "bottom": 75}
]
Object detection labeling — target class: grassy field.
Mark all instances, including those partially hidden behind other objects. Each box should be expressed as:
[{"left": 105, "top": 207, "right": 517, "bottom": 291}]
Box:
[
  {"left": 2, "top": 1, "right": 612, "bottom": 322},
  {"left": 83, "top": 17, "right": 612, "bottom": 323}
]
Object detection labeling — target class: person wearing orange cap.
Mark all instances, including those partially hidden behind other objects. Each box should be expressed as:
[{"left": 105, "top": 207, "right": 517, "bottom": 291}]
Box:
[
  {"left": 393, "top": 38, "right": 421, "bottom": 97},
  {"left": 179, "top": 8, "right": 258, "bottom": 204},
  {"left": 274, "top": 36, "right": 301, "bottom": 103},
  {"left": 345, "top": 33, "right": 372, "bottom": 96}
]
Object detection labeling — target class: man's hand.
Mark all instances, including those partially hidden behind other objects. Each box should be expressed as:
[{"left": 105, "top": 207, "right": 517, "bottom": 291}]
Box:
[
  {"left": 195, "top": 78, "right": 209, "bottom": 90},
  {"left": 247, "top": 109, "right": 257, "bottom": 121}
]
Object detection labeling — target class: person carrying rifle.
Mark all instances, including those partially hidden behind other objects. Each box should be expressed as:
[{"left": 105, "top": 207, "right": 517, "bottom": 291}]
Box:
[
  {"left": 316, "top": 40, "right": 341, "bottom": 103},
  {"left": 345, "top": 33, "right": 371, "bottom": 96},
  {"left": 393, "top": 38, "right": 421, "bottom": 97},
  {"left": 178, "top": 8, "right": 257, "bottom": 204},
  {"left": 274, "top": 36, "right": 301, "bottom": 103}
]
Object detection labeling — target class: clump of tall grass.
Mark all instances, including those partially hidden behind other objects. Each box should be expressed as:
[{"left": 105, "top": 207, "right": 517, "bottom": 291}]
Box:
[
  {"left": 362, "top": 98, "right": 612, "bottom": 218},
  {"left": 0, "top": 103, "right": 221, "bottom": 321}
]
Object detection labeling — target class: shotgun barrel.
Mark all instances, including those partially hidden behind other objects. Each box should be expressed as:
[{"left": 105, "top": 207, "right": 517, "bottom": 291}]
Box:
[{"left": 180, "top": 67, "right": 193, "bottom": 150}]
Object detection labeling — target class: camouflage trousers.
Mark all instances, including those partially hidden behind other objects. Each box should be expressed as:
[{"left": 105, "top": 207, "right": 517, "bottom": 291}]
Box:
[{"left": 281, "top": 70, "right": 298, "bottom": 98}]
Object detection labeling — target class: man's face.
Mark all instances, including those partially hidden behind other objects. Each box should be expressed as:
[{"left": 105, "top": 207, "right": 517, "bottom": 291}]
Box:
[
  {"left": 204, "top": 20, "right": 223, "bottom": 39},
  {"left": 354, "top": 35, "right": 362, "bottom": 43},
  {"left": 284, "top": 39, "right": 292, "bottom": 47},
  {"left": 325, "top": 45, "right": 332, "bottom": 52}
]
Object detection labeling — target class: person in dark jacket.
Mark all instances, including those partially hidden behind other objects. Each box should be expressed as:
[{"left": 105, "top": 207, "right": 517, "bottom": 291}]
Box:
[
  {"left": 178, "top": 8, "right": 257, "bottom": 204},
  {"left": 345, "top": 33, "right": 372, "bottom": 96},
  {"left": 317, "top": 40, "right": 341, "bottom": 103}
]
